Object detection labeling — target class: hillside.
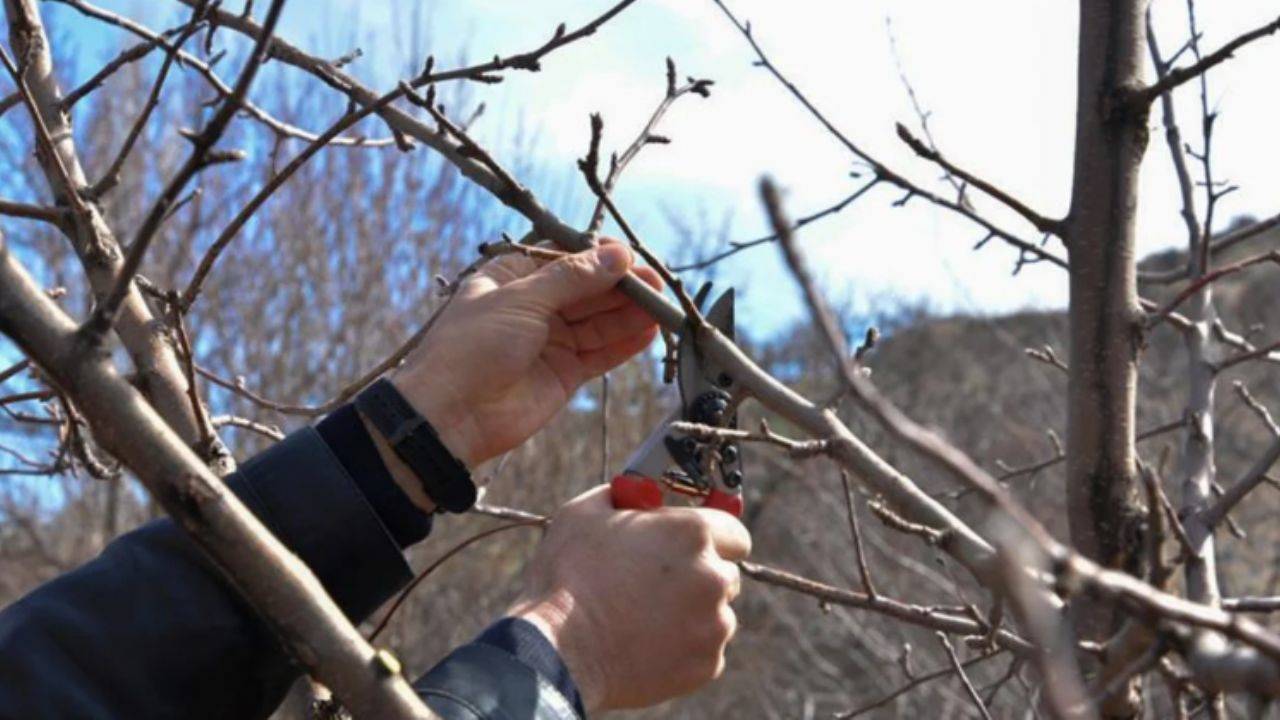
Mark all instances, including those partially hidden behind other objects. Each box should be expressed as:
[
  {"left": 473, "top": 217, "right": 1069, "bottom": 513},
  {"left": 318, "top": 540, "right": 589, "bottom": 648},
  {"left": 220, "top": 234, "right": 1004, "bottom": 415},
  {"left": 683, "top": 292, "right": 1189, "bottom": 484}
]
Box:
[{"left": 3, "top": 225, "right": 1276, "bottom": 719}]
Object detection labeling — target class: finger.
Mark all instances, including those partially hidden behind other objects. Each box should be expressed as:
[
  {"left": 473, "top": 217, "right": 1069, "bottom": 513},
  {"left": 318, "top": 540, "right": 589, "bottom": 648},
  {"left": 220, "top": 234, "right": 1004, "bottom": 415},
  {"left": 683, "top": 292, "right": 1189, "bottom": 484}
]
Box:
[
  {"left": 632, "top": 264, "right": 664, "bottom": 291},
  {"left": 474, "top": 251, "right": 540, "bottom": 286},
  {"left": 711, "top": 558, "right": 742, "bottom": 602},
  {"left": 569, "top": 303, "right": 658, "bottom": 352},
  {"left": 692, "top": 508, "right": 752, "bottom": 562},
  {"left": 559, "top": 251, "right": 663, "bottom": 320},
  {"left": 560, "top": 287, "right": 630, "bottom": 323},
  {"left": 511, "top": 244, "right": 634, "bottom": 311},
  {"left": 546, "top": 313, "right": 576, "bottom": 350},
  {"left": 562, "top": 484, "right": 615, "bottom": 516},
  {"left": 575, "top": 325, "right": 659, "bottom": 378}
]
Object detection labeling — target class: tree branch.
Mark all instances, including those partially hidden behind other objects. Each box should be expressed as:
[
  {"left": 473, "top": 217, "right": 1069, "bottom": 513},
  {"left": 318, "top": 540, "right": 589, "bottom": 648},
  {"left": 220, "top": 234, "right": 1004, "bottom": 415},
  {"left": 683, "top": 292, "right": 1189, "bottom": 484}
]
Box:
[
  {"left": 710, "top": 0, "right": 1067, "bottom": 272},
  {"left": 670, "top": 182, "right": 879, "bottom": 272},
  {"left": 1199, "top": 438, "right": 1280, "bottom": 529},
  {"left": 4, "top": 0, "right": 223, "bottom": 463},
  {"left": 0, "top": 234, "right": 434, "bottom": 718},
  {"left": 191, "top": 7, "right": 1280, "bottom": 696},
  {"left": 1137, "top": 14, "right": 1280, "bottom": 104},
  {"left": 0, "top": 197, "right": 68, "bottom": 227},
  {"left": 937, "top": 631, "right": 996, "bottom": 720},
  {"left": 89, "top": 9, "right": 209, "bottom": 197},
  {"left": 83, "top": 0, "right": 287, "bottom": 339},
  {"left": 585, "top": 57, "right": 711, "bottom": 234},
  {"left": 896, "top": 123, "right": 1063, "bottom": 235},
  {"left": 669, "top": 419, "right": 830, "bottom": 459}
]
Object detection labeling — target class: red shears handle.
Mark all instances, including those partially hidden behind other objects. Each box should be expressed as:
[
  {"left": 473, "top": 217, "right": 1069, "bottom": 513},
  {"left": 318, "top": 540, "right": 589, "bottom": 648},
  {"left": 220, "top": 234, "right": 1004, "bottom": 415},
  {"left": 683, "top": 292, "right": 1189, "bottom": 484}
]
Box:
[{"left": 610, "top": 474, "right": 743, "bottom": 518}]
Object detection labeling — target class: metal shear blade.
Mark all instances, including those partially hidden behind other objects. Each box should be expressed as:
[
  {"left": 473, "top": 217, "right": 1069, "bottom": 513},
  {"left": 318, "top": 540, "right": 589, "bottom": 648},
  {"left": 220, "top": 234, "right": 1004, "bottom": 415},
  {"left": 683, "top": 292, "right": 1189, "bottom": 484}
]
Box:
[{"left": 620, "top": 288, "right": 744, "bottom": 513}]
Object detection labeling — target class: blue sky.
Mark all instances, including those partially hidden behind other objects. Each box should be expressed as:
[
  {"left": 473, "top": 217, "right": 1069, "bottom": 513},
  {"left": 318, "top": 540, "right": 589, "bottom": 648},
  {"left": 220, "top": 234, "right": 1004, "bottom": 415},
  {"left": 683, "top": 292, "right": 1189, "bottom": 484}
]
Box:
[
  {"left": 4, "top": 1, "right": 1279, "bottom": 484},
  {"left": 29, "top": 0, "right": 1280, "bottom": 338},
  {"left": 297, "top": 0, "right": 1280, "bottom": 336}
]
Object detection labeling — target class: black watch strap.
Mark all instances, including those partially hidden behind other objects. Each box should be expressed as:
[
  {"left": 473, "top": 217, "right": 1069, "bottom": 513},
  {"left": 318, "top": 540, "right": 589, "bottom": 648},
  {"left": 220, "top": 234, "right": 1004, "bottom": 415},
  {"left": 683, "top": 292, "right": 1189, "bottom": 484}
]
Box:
[{"left": 354, "top": 378, "right": 476, "bottom": 513}]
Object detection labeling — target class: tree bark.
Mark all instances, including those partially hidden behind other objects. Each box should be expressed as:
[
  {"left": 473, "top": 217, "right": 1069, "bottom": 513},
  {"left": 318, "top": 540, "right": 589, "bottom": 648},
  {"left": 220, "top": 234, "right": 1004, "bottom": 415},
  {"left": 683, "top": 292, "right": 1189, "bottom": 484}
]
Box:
[
  {"left": 0, "top": 234, "right": 436, "bottom": 718},
  {"left": 1065, "top": 0, "right": 1149, "bottom": 622},
  {"left": 4, "top": 0, "right": 230, "bottom": 473},
  {"left": 1066, "top": 2, "right": 1151, "bottom": 715}
]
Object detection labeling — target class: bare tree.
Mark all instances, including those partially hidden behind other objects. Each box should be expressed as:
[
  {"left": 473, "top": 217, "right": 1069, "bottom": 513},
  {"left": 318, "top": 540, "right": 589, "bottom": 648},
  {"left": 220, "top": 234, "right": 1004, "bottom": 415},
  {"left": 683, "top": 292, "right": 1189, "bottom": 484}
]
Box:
[{"left": 4, "top": 1, "right": 1280, "bottom": 718}]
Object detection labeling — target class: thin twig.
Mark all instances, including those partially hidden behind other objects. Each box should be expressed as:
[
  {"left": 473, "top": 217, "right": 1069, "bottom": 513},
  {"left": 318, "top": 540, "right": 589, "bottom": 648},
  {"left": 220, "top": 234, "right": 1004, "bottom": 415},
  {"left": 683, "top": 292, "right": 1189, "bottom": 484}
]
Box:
[
  {"left": 585, "top": 57, "right": 712, "bottom": 233},
  {"left": 1025, "top": 345, "right": 1069, "bottom": 374},
  {"left": 197, "top": 264, "right": 473, "bottom": 416},
  {"left": 0, "top": 47, "right": 88, "bottom": 216},
  {"left": 669, "top": 419, "right": 830, "bottom": 459},
  {"left": 0, "top": 359, "right": 30, "bottom": 386},
  {"left": 0, "top": 198, "right": 68, "bottom": 226},
  {"left": 91, "top": 8, "right": 209, "bottom": 197},
  {"left": 84, "top": 0, "right": 288, "bottom": 338},
  {"left": 896, "top": 124, "right": 1062, "bottom": 235},
  {"left": 1138, "top": 13, "right": 1280, "bottom": 103},
  {"left": 670, "top": 182, "right": 879, "bottom": 272},
  {"left": 1216, "top": 339, "right": 1280, "bottom": 373},
  {"left": 180, "top": 82, "right": 410, "bottom": 310},
  {"left": 739, "top": 561, "right": 1032, "bottom": 654},
  {"left": 1200, "top": 437, "right": 1280, "bottom": 529},
  {"left": 167, "top": 296, "right": 218, "bottom": 456},
  {"left": 1140, "top": 210, "right": 1280, "bottom": 284},
  {"left": 367, "top": 519, "right": 545, "bottom": 642},
  {"left": 1223, "top": 597, "right": 1280, "bottom": 613},
  {"left": 836, "top": 649, "right": 1004, "bottom": 718},
  {"left": 1146, "top": 251, "right": 1280, "bottom": 328},
  {"left": 841, "top": 470, "right": 877, "bottom": 598},
  {"left": 936, "top": 632, "right": 996, "bottom": 720},
  {"left": 578, "top": 113, "right": 707, "bottom": 328},
  {"left": 1234, "top": 381, "right": 1280, "bottom": 438},
  {"left": 711, "top": 0, "right": 1067, "bottom": 272},
  {"left": 209, "top": 415, "right": 283, "bottom": 441}
]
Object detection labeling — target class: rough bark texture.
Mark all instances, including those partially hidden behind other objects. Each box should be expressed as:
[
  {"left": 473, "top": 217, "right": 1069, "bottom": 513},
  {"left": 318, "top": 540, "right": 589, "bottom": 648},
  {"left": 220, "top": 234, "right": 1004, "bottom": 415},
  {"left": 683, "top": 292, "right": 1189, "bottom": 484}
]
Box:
[
  {"left": 1065, "top": 0, "right": 1150, "bottom": 638},
  {"left": 0, "top": 234, "right": 436, "bottom": 719},
  {"left": 4, "top": 0, "right": 227, "bottom": 471}
]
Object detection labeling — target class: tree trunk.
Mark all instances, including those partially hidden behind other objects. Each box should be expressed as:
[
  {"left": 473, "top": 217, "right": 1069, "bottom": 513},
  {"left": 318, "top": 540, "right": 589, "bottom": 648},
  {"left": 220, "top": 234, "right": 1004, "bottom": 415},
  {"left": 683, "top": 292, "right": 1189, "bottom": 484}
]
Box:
[
  {"left": 1065, "top": 2, "right": 1151, "bottom": 716},
  {"left": 1065, "top": 0, "right": 1150, "bottom": 649},
  {"left": 4, "top": 0, "right": 231, "bottom": 473}
]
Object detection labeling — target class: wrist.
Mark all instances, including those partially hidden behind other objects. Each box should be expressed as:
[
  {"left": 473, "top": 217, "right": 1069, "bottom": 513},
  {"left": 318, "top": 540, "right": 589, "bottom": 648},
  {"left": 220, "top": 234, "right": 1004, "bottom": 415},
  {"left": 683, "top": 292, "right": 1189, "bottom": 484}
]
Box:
[
  {"left": 507, "top": 593, "right": 607, "bottom": 714},
  {"left": 388, "top": 373, "right": 484, "bottom": 468},
  {"left": 358, "top": 410, "right": 438, "bottom": 514}
]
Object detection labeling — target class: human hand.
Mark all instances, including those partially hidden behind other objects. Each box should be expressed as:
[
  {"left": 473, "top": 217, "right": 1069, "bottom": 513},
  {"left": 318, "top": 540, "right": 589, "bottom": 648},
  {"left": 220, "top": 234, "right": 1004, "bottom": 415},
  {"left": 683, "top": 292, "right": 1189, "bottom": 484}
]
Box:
[
  {"left": 507, "top": 485, "right": 752, "bottom": 712},
  {"left": 371, "top": 241, "right": 661, "bottom": 510}
]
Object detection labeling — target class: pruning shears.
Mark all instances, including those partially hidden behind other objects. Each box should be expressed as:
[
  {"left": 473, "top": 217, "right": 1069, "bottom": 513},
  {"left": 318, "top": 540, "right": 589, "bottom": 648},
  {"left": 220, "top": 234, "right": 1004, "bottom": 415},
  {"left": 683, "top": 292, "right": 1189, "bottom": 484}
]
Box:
[{"left": 610, "top": 287, "right": 745, "bottom": 518}]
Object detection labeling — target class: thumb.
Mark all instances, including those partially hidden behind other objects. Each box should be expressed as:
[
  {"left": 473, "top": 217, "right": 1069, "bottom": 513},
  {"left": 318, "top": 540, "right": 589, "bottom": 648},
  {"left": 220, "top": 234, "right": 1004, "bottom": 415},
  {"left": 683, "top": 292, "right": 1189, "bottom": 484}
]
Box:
[
  {"left": 563, "top": 483, "right": 617, "bottom": 515},
  {"left": 514, "top": 244, "right": 633, "bottom": 310}
]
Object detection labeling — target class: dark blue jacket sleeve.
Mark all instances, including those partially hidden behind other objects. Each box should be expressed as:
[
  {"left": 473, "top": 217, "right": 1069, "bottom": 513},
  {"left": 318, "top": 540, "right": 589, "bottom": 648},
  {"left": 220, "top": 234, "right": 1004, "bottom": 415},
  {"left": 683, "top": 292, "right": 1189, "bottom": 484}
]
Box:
[{"left": 0, "top": 421, "right": 582, "bottom": 720}]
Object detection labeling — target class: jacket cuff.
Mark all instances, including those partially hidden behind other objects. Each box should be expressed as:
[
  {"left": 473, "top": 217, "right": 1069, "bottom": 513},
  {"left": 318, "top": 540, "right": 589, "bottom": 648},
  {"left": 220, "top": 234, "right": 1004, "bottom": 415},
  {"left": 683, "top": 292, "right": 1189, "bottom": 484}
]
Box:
[
  {"left": 316, "top": 403, "right": 434, "bottom": 548},
  {"left": 415, "top": 643, "right": 583, "bottom": 720},
  {"left": 232, "top": 426, "right": 413, "bottom": 621},
  {"left": 474, "top": 618, "right": 585, "bottom": 718}
]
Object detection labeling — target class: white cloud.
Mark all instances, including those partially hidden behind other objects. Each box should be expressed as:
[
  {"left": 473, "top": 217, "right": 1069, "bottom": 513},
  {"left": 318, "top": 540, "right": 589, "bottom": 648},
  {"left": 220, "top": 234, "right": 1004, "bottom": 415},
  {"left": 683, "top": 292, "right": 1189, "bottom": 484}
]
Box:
[{"left": 197, "top": 0, "right": 1280, "bottom": 330}]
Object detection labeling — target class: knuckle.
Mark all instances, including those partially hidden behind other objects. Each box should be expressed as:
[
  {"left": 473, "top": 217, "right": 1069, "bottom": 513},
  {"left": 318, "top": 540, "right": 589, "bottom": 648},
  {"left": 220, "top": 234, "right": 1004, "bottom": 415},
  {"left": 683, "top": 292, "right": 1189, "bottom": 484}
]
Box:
[
  {"left": 693, "top": 648, "right": 727, "bottom": 683},
  {"left": 691, "top": 560, "right": 730, "bottom": 603},
  {"left": 668, "top": 512, "right": 713, "bottom": 551},
  {"left": 711, "top": 565, "right": 735, "bottom": 597},
  {"left": 734, "top": 525, "right": 753, "bottom": 558},
  {"left": 556, "top": 253, "right": 595, "bottom": 280},
  {"left": 710, "top": 604, "right": 737, "bottom": 643},
  {"left": 723, "top": 562, "right": 742, "bottom": 599}
]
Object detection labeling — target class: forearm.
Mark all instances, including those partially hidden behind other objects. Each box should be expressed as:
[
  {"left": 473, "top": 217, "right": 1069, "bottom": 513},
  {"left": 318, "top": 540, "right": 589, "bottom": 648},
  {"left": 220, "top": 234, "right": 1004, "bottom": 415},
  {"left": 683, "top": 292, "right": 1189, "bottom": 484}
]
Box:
[
  {"left": 0, "top": 419, "right": 414, "bottom": 718},
  {"left": 0, "top": 405, "right": 585, "bottom": 720},
  {"left": 415, "top": 618, "right": 586, "bottom": 719}
]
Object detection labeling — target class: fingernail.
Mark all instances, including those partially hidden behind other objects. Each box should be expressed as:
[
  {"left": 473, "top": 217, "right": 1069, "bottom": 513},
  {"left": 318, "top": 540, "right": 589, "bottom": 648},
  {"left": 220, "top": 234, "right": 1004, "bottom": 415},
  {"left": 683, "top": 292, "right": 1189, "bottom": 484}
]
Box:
[{"left": 596, "top": 244, "right": 630, "bottom": 273}]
